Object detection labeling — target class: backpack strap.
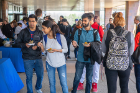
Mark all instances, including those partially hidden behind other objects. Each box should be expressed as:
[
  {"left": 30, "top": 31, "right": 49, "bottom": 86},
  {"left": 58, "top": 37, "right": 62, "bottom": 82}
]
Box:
[
  {"left": 93, "top": 29, "right": 98, "bottom": 42},
  {"left": 78, "top": 28, "right": 82, "bottom": 45},
  {"left": 44, "top": 33, "right": 62, "bottom": 47},
  {"left": 122, "top": 30, "right": 129, "bottom": 37},
  {"left": 44, "top": 34, "right": 47, "bottom": 46},
  {"left": 110, "top": 29, "right": 117, "bottom": 37},
  {"left": 56, "top": 33, "right": 62, "bottom": 47}
]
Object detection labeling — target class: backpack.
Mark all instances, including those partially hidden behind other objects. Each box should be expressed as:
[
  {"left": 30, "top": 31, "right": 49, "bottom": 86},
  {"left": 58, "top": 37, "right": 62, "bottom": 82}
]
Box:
[
  {"left": 37, "top": 18, "right": 43, "bottom": 31},
  {"left": 106, "top": 29, "right": 129, "bottom": 71}
]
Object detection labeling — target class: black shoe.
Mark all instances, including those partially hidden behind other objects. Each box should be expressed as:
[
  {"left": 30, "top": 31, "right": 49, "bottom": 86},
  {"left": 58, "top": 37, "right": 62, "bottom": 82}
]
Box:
[{"left": 67, "top": 56, "right": 71, "bottom": 59}]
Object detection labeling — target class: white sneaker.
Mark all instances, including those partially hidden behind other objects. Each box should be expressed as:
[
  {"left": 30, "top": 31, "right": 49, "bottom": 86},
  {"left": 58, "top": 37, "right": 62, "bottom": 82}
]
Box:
[{"left": 35, "top": 89, "right": 43, "bottom": 93}]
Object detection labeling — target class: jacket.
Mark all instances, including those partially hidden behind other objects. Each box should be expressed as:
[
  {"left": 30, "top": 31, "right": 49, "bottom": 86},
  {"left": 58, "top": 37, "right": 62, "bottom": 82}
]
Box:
[
  {"left": 102, "top": 26, "right": 134, "bottom": 69},
  {"left": 71, "top": 25, "right": 82, "bottom": 41},
  {"left": 74, "top": 27, "right": 100, "bottom": 62},
  {"left": 60, "top": 25, "right": 72, "bottom": 39},
  {"left": 3, "top": 24, "right": 14, "bottom": 39},
  {"left": 136, "top": 23, "right": 140, "bottom": 35},
  {"left": 91, "top": 22, "right": 104, "bottom": 41},
  {"left": 37, "top": 17, "right": 43, "bottom": 31},
  {"left": 15, "top": 26, "right": 43, "bottom": 60},
  {"left": 135, "top": 32, "right": 140, "bottom": 51}
]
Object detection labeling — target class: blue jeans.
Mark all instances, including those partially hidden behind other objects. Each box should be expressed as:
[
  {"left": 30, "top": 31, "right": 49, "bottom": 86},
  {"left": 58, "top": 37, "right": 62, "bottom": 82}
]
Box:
[
  {"left": 71, "top": 61, "right": 93, "bottom": 93},
  {"left": 74, "top": 47, "right": 78, "bottom": 58},
  {"left": 23, "top": 59, "right": 44, "bottom": 93},
  {"left": 46, "top": 62, "right": 68, "bottom": 93},
  {"left": 135, "top": 64, "right": 140, "bottom": 93}
]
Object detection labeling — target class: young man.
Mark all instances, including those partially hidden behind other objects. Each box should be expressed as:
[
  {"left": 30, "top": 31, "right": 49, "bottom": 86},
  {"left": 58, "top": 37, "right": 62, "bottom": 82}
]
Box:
[
  {"left": 35, "top": 8, "right": 43, "bottom": 31},
  {"left": 76, "top": 13, "right": 104, "bottom": 93},
  {"left": 134, "top": 16, "right": 140, "bottom": 93},
  {"left": 61, "top": 18, "right": 72, "bottom": 59},
  {"left": 16, "top": 14, "right": 44, "bottom": 93},
  {"left": 104, "top": 18, "right": 113, "bottom": 32},
  {"left": 72, "top": 19, "right": 79, "bottom": 28},
  {"left": 71, "top": 13, "right": 100, "bottom": 93},
  {"left": 14, "top": 22, "right": 22, "bottom": 39},
  {"left": 18, "top": 17, "right": 28, "bottom": 29},
  {"left": 57, "top": 15, "right": 64, "bottom": 29}
]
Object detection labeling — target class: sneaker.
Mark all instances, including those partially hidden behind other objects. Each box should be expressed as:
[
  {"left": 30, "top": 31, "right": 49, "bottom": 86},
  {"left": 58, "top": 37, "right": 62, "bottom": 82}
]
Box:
[
  {"left": 77, "top": 82, "right": 84, "bottom": 90},
  {"left": 92, "top": 83, "right": 98, "bottom": 92},
  {"left": 67, "top": 56, "right": 71, "bottom": 59},
  {"left": 33, "top": 69, "right": 36, "bottom": 75},
  {"left": 35, "top": 89, "right": 43, "bottom": 93}
]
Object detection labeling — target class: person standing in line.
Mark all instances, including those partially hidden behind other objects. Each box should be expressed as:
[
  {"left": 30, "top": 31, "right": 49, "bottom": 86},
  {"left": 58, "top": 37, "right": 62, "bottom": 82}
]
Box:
[
  {"left": 35, "top": 8, "right": 44, "bottom": 31},
  {"left": 61, "top": 18, "right": 72, "bottom": 59},
  {"left": 134, "top": 16, "right": 140, "bottom": 93},
  {"left": 71, "top": 13, "right": 100, "bottom": 93},
  {"left": 104, "top": 18, "right": 113, "bottom": 32},
  {"left": 38, "top": 20, "right": 68, "bottom": 93},
  {"left": 102, "top": 12, "right": 134, "bottom": 93},
  {"left": 16, "top": 14, "right": 44, "bottom": 93}
]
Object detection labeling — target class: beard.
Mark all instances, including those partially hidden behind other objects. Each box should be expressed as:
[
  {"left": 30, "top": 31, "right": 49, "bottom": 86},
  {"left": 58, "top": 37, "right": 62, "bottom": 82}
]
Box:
[{"left": 82, "top": 22, "right": 89, "bottom": 28}]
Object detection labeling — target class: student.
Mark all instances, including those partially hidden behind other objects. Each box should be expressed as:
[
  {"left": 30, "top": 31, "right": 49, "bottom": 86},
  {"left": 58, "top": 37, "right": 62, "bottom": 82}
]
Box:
[
  {"left": 71, "top": 20, "right": 82, "bottom": 60},
  {"left": 14, "top": 23, "right": 22, "bottom": 39},
  {"left": 16, "top": 14, "right": 44, "bottom": 93},
  {"left": 71, "top": 13, "right": 100, "bottom": 93},
  {"left": 134, "top": 16, "right": 140, "bottom": 93},
  {"left": 18, "top": 17, "right": 28, "bottom": 29},
  {"left": 61, "top": 19, "right": 72, "bottom": 59},
  {"left": 3, "top": 20, "right": 17, "bottom": 39},
  {"left": 35, "top": 8, "right": 43, "bottom": 31},
  {"left": 102, "top": 12, "right": 134, "bottom": 93},
  {"left": 38, "top": 20, "right": 68, "bottom": 93}
]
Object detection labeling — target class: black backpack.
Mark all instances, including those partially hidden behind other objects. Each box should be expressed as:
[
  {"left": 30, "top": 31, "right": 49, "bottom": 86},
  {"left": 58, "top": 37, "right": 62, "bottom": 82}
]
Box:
[
  {"left": 131, "top": 39, "right": 140, "bottom": 64},
  {"left": 78, "top": 27, "right": 102, "bottom": 65}
]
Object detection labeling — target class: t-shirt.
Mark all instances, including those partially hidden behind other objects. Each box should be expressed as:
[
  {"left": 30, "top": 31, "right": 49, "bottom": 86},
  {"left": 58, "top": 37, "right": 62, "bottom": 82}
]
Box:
[{"left": 29, "top": 29, "right": 35, "bottom": 40}]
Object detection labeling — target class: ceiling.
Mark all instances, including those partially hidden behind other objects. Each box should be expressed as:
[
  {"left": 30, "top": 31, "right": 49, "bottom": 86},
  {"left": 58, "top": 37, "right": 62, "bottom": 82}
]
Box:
[{"left": 7, "top": 0, "right": 139, "bottom": 11}]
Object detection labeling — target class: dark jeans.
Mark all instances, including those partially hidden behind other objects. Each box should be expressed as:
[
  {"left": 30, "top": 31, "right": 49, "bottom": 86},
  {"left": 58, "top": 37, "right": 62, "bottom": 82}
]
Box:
[
  {"left": 66, "top": 38, "right": 71, "bottom": 56},
  {"left": 134, "top": 64, "right": 140, "bottom": 93},
  {"left": 105, "top": 67, "right": 131, "bottom": 93},
  {"left": 71, "top": 61, "right": 93, "bottom": 93},
  {"left": 74, "top": 47, "right": 78, "bottom": 58},
  {"left": 23, "top": 59, "right": 44, "bottom": 93}
]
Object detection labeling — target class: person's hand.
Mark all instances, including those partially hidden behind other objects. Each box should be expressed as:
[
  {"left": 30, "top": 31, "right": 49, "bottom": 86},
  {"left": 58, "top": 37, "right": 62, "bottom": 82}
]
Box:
[
  {"left": 52, "top": 49, "right": 58, "bottom": 52},
  {"left": 32, "top": 46, "right": 37, "bottom": 50},
  {"left": 72, "top": 41, "right": 78, "bottom": 48},
  {"left": 48, "top": 50, "right": 55, "bottom": 53},
  {"left": 83, "top": 43, "right": 90, "bottom": 47},
  {"left": 26, "top": 43, "right": 31, "bottom": 48},
  {"left": 37, "top": 42, "right": 43, "bottom": 47}
]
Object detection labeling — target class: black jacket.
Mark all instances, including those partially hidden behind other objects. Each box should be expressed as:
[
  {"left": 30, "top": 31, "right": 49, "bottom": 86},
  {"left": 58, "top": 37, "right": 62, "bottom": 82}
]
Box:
[
  {"left": 3, "top": 24, "right": 14, "bottom": 39},
  {"left": 60, "top": 25, "right": 72, "bottom": 39},
  {"left": 15, "top": 26, "right": 43, "bottom": 60},
  {"left": 136, "top": 23, "right": 140, "bottom": 35}
]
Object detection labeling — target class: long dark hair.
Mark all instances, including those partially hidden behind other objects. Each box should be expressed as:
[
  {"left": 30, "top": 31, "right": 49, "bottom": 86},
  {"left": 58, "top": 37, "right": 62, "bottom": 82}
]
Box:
[{"left": 42, "top": 20, "right": 64, "bottom": 39}]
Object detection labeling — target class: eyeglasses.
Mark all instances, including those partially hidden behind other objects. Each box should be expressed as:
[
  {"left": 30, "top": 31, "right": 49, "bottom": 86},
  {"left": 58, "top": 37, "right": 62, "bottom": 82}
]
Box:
[{"left": 29, "top": 21, "right": 36, "bottom": 23}]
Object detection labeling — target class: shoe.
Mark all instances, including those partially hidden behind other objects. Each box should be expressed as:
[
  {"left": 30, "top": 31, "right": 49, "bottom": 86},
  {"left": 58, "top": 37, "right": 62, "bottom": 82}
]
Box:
[
  {"left": 67, "top": 56, "right": 71, "bottom": 59},
  {"left": 92, "top": 83, "right": 98, "bottom": 92},
  {"left": 75, "top": 58, "right": 77, "bottom": 60},
  {"left": 35, "top": 89, "right": 43, "bottom": 93},
  {"left": 77, "top": 82, "right": 84, "bottom": 90},
  {"left": 33, "top": 69, "right": 36, "bottom": 75}
]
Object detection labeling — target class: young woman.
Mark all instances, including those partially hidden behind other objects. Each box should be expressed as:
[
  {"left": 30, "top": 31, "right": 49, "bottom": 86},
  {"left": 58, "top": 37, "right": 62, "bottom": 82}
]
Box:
[
  {"left": 38, "top": 20, "right": 68, "bottom": 93},
  {"left": 102, "top": 12, "right": 134, "bottom": 93}
]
